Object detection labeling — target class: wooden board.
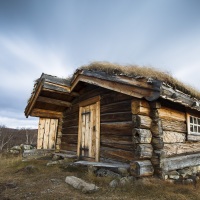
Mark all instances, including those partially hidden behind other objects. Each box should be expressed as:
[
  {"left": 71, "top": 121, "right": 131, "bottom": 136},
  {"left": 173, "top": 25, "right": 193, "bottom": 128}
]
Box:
[
  {"left": 163, "top": 131, "right": 185, "bottom": 143},
  {"left": 132, "top": 128, "right": 152, "bottom": 144},
  {"left": 37, "top": 118, "right": 58, "bottom": 150},
  {"left": 161, "top": 119, "right": 187, "bottom": 133},
  {"left": 132, "top": 115, "right": 152, "bottom": 129},
  {"left": 163, "top": 142, "right": 200, "bottom": 156},
  {"left": 130, "top": 160, "right": 154, "bottom": 177},
  {"left": 158, "top": 107, "right": 186, "bottom": 121},
  {"left": 162, "top": 153, "right": 200, "bottom": 171},
  {"left": 132, "top": 99, "right": 150, "bottom": 116}
]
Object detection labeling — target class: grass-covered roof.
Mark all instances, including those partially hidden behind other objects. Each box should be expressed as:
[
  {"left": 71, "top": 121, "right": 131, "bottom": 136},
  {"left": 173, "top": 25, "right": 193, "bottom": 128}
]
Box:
[{"left": 79, "top": 62, "right": 200, "bottom": 100}]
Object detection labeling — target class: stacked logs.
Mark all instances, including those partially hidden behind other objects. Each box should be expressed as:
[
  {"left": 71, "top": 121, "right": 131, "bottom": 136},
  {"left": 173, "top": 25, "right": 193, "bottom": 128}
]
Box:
[{"left": 130, "top": 99, "right": 154, "bottom": 177}]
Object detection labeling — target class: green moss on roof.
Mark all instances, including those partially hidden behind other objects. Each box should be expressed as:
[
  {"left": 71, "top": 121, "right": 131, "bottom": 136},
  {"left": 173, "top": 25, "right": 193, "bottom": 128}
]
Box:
[{"left": 79, "top": 62, "right": 200, "bottom": 100}]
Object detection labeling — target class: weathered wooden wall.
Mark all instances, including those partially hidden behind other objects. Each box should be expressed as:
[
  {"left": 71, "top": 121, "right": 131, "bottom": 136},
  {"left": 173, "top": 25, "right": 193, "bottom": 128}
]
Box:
[
  {"left": 37, "top": 118, "right": 58, "bottom": 149},
  {"left": 62, "top": 84, "right": 134, "bottom": 163}
]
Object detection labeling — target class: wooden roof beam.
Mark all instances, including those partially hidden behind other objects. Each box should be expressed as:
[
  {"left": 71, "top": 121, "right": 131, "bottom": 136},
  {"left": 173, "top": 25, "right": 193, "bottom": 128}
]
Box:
[
  {"left": 37, "top": 96, "right": 72, "bottom": 107},
  {"left": 31, "top": 108, "right": 63, "bottom": 118}
]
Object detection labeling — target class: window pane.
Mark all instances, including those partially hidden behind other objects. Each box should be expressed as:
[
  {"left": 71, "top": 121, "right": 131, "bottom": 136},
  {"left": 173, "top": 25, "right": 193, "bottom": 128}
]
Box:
[
  {"left": 194, "top": 118, "right": 197, "bottom": 124},
  {"left": 198, "top": 126, "right": 200, "bottom": 133},
  {"left": 190, "top": 116, "right": 193, "bottom": 123},
  {"left": 190, "top": 125, "right": 193, "bottom": 132},
  {"left": 198, "top": 118, "right": 200, "bottom": 125},
  {"left": 194, "top": 126, "right": 197, "bottom": 132}
]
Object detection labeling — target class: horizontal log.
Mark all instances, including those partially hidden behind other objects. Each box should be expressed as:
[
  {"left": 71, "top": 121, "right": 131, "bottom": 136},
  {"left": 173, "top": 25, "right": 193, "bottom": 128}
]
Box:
[
  {"left": 101, "top": 101, "right": 131, "bottom": 114},
  {"left": 130, "top": 160, "right": 154, "bottom": 177},
  {"left": 161, "top": 119, "right": 187, "bottom": 133},
  {"left": 60, "top": 143, "right": 77, "bottom": 152},
  {"left": 31, "top": 108, "right": 63, "bottom": 118},
  {"left": 187, "top": 134, "right": 200, "bottom": 141},
  {"left": 158, "top": 107, "right": 186, "bottom": 121},
  {"left": 100, "top": 135, "right": 133, "bottom": 145},
  {"left": 63, "top": 118, "right": 78, "bottom": 127},
  {"left": 100, "top": 112, "right": 132, "bottom": 123},
  {"left": 100, "top": 143, "right": 134, "bottom": 151},
  {"left": 132, "top": 128, "right": 152, "bottom": 143},
  {"left": 135, "top": 144, "right": 153, "bottom": 159},
  {"left": 62, "top": 134, "right": 78, "bottom": 143},
  {"left": 132, "top": 99, "right": 150, "bottom": 116},
  {"left": 62, "top": 126, "right": 78, "bottom": 135},
  {"left": 101, "top": 92, "right": 132, "bottom": 105},
  {"left": 132, "top": 115, "right": 152, "bottom": 129},
  {"left": 37, "top": 96, "right": 72, "bottom": 107},
  {"left": 162, "top": 153, "right": 200, "bottom": 171},
  {"left": 163, "top": 142, "right": 200, "bottom": 156},
  {"left": 100, "top": 147, "right": 135, "bottom": 163},
  {"left": 100, "top": 121, "right": 132, "bottom": 135},
  {"left": 163, "top": 131, "right": 185, "bottom": 143}
]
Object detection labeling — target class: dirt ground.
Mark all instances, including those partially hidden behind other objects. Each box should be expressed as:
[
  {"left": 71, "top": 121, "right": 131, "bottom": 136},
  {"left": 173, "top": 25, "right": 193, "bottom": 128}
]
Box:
[{"left": 0, "top": 154, "right": 200, "bottom": 200}]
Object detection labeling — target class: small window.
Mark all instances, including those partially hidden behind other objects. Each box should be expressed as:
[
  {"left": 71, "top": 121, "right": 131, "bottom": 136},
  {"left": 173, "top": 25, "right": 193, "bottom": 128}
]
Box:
[{"left": 189, "top": 115, "right": 200, "bottom": 134}]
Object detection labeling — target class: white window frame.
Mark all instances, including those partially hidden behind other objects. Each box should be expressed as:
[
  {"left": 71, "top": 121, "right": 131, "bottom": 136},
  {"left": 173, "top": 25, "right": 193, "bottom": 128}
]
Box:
[{"left": 187, "top": 114, "right": 200, "bottom": 135}]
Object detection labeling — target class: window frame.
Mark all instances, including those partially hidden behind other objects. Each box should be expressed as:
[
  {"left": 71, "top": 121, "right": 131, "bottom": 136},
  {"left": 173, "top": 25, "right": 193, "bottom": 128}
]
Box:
[{"left": 187, "top": 114, "right": 200, "bottom": 135}]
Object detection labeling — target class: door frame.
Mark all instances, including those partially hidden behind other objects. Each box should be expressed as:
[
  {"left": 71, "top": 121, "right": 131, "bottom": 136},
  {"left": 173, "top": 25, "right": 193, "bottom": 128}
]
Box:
[{"left": 77, "top": 96, "right": 100, "bottom": 162}]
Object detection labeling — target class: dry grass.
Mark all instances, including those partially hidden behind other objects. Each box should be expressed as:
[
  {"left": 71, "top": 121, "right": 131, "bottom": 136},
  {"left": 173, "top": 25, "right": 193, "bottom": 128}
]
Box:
[
  {"left": 79, "top": 62, "right": 200, "bottom": 100},
  {"left": 1, "top": 154, "right": 200, "bottom": 200}
]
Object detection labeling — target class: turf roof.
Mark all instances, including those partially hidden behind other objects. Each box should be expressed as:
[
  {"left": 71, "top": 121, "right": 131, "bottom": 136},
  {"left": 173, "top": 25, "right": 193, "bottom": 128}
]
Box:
[{"left": 79, "top": 62, "right": 200, "bottom": 100}]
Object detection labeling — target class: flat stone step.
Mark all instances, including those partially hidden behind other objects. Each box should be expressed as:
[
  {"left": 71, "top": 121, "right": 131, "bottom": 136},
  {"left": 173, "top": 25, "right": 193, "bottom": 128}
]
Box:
[
  {"left": 53, "top": 152, "right": 77, "bottom": 158},
  {"left": 74, "top": 161, "right": 130, "bottom": 169}
]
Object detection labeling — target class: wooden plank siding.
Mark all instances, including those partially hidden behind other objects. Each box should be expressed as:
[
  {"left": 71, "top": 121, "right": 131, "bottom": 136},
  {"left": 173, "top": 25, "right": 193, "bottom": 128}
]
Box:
[{"left": 62, "top": 85, "right": 135, "bottom": 163}]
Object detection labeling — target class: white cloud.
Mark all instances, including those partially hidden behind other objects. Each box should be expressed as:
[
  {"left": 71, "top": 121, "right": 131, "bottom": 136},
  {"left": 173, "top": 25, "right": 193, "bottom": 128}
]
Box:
[{"left": 0, "top": 116, "right": 38, "bottom": 129}]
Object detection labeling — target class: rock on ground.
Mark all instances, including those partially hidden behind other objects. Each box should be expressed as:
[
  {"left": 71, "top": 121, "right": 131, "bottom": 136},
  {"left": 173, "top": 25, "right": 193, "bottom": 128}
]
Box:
[{"left": 65, "top": 176, "right": 99, "bottom": 193}]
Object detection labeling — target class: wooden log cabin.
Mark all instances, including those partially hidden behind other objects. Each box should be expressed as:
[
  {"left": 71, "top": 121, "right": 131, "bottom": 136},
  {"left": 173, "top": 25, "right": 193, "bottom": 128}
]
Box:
[{"left": 24, "top": 62, "right": 200, "bottom": 179}]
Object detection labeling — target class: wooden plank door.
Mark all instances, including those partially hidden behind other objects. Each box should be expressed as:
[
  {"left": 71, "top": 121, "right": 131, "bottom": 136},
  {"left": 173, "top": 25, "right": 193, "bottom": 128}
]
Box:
[
  {"left": 37, "top": 118, "right": 58, "bottom": 149},
  {"left": 78, "top": 100, "right": 100, "bottom": 161}
]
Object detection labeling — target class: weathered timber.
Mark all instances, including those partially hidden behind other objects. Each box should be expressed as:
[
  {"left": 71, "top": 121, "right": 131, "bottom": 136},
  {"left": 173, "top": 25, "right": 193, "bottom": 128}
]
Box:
[
  {"left": 132, "top": 115, "right": 152, "bottom": 129},
  {"left": 132, "top": 128, "right": 152, "bottom": 143},
  {"left": 100, "top": 112, "right": 132, "bottom": 123},
  {"left": 31, "top": 108, "right": 62, "bottom": 118},
  {"left": 161, "top": 119, "right": 187, "bottom": 133},
  {"left": 100, "top": 135, "right": 133, "bottom": 145},
  {"left": 62, "top": 118, "right": 78, "bottom": 127},
  {"left": 100, "top": 147, "right": 135, "bottom": 162},
  {"left": 100, "top": 121, "right": 132, "bottom": 135},
  {"left": 37, "top": 96, "right": 72, "bottom": 107},
  {"left": 150, "top": 119, "right": 163, "bottom": 136},
  {"left": 161, "top": 84, "right": 200, "bottom": 112},
  {"left": 101, "top": 92, "right": 132, "bottom": 105},
  {"left": 60, "top": 143, "right": 77, "bottom": 152},
  {"left": 162, "top": 153, "right": 200, "bottom": 171},
  {"left": 132, "top": 99, "right": 150, "bottom": 116},
  {"left": 135, "top": 144, "right": 153, "bottom": 159},
  {"left": 149, "top": 101, "right": 161, "bottom": 109},
  {"left": 163, "top": 131, "right": 185, "bottom": 143},
  {"left": 130, "top": 160, "right": 154, "bottom": 177},
  {"left": 158, "top": 107, "right": 186, "bottom": 121},
  {"left": 151, "top": 137, "right": 164, "bottom": 149},
  {"left": 71, "top": 72, "right": 160, "bottom": 100},
  {"left": 101, "top": 101, "right": 131, "bottom": 113},
  {"left": 62, "top": 134, "right": 78, "bottom": 144},
  {"left": 100, "top": 143, "right": 134, "bottom": 151},
  {"left": 163, "top": 142, "right": 200, "bottom": 156},
  {"left": 62, "top": 126, "right": 78, "bottom": 135},
  {"left": 188, "top": 134, "right": 200, "bottom": 141}
]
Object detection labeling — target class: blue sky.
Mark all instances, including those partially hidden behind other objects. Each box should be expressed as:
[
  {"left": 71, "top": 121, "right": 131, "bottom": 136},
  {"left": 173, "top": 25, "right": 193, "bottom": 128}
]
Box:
[{"left": 0, "top": 0, "right": 200, "bottom": 128}]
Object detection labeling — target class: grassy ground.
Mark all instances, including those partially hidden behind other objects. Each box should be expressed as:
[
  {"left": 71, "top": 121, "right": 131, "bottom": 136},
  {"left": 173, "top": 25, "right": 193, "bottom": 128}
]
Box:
[{"left": 0, "top": 154, "right": 200, "bottom": 200}]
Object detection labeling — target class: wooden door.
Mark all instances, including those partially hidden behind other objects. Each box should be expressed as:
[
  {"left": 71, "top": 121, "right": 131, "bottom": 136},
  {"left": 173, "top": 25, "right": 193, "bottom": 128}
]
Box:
[
  {"left": 37, "top": 118, "right": 58, "bottom": 149},
  {"left": 78, "top": 97, "right": 100, "bottom": 161}
]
